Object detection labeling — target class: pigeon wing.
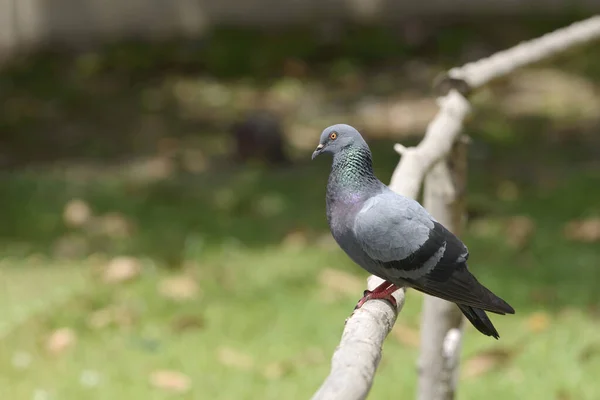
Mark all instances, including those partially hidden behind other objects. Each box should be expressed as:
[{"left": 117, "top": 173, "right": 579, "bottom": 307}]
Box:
[
  {"left": 354, "top": 195, "right": 513, "bottom": 314},
  {"left": 407, "top": 221, "right": 513, "bottom": 314},
  {"left": 353, "top": 193, "right": 451, "bottom": 280}
]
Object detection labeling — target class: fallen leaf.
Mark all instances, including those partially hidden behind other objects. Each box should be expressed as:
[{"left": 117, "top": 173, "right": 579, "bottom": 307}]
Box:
[
  {"left": 63, "top": 199, "right": 92, "bottom": 227},
  {"left": 505, "top": 215, "right": 536, "bottom": 249},
  {"left": 103, "top": 257, "right": 142, "bottom": 284},
  {"left": 462, "top": 348, "right": 513, "bottom": 379},
  {"left": 391, "top": 324, "right": 420, "bottom": 348},
  {"left": 563, "top": 217, "right": 600, "bottom": 243},
  {"left": 217, "top": 347, "right": 254, "bottom": 370},
  {"left": 158, "top": 275, "right": 200, "bottom": 301},
  {"left": 149, "top": 370, "right": 191, "bottom": 393},
  {"left": 171, "top": 315, "right": 205, "bottom": 333},
  {"left": 526, "top": 311, "right": 551, "bottom": 333},
  {"left": 318, "top": 268, "right": 364, "bottom": 302},
  {"left": 46, "top": 328, "right": 77, "bottom": 355}
]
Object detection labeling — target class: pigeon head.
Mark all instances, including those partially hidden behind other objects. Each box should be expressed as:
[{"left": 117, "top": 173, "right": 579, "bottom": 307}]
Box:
[{"left": 311, "top": 124, "right": 367, "bottom": 160}]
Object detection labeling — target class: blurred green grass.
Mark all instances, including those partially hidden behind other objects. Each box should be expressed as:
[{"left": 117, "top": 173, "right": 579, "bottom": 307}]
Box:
[
  {"left": 0, "top": 131, "right": 599, "bottom": 399},
  {"left": 0, "top": 263, "right": 87, "bottom": 339}
]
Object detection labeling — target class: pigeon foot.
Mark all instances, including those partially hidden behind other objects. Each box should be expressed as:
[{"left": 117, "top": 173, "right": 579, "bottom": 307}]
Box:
[{"left": 354, "top": 280, "right": 399, "bottom": 310}]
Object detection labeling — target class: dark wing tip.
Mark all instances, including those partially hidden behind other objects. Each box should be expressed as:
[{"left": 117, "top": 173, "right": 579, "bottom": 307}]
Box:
[
  {"left": 491, "top": 295, "right": 515, "bottom": 315},
  {"left": 458, "top": 305, "right": 501, "bottom": 339}
]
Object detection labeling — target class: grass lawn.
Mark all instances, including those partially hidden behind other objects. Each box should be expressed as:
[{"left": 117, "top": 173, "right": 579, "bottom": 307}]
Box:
[{"left": 0, "top": 263, "right": 87, "bottom": 340}]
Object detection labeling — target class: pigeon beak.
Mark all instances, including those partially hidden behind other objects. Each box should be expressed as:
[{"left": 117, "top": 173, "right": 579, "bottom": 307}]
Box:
[{"left": 312, "top": 144, "right": 324, "bottom": 160}]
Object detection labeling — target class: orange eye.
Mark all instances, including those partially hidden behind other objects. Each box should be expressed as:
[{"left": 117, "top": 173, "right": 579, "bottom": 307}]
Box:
[{"left": 329, "top": 132, "right": 337, "bottom": 140}]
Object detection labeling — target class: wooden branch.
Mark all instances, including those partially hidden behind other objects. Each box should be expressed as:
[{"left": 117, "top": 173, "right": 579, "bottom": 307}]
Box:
[
  {"left": 313, "top": 15, "right": 600, "bottom": 400},
  {"left": 446, "top": 15, "right": 600, "bottom": 90},
  {"left": 311, "top": 276, "right": 405, "bottom": 400},
  {"left": 441, "top": 328, "right": 463, "bottom": 399},
  {"left": 417, "top": 139, "right": 468, "bottom": 400},
  {"left": 389, "top": 91, "right": 471, "bottom": 199}
]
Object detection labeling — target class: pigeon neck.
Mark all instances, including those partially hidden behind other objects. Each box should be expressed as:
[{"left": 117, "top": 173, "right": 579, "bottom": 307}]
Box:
[{"left": 329, "top": 145, "right": 379, "bottom": 193}]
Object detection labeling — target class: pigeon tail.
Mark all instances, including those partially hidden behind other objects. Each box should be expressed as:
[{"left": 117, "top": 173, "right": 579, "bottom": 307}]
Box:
[{"left": 458, "top": 304, "right": 500, "bottom": 339}]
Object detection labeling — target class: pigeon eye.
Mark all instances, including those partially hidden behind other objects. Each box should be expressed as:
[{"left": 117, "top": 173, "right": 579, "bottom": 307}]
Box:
[{"left": 329, "top": 132, "right": 338, "bottom": 140}]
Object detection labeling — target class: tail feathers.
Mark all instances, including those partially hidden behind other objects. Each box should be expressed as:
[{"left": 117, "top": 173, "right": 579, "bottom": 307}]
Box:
[{"left": 458, "top": 304, "right": 500, "bottom": 339}]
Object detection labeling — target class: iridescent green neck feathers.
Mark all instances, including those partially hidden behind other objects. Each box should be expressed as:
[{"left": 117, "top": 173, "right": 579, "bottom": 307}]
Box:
[{"left": 328, "top": 144, "right": 381, "bottom": 197}]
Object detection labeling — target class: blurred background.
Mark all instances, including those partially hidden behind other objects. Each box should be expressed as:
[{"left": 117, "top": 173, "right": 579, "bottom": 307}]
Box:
[{"left": 1, "top": 1, "right": 599, "bottom": 399}]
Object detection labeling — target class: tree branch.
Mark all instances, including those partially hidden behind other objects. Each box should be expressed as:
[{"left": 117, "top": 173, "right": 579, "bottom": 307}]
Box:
[
  {"left": 417, "top": 139, "right": 468, "bottom": 400},
  {"left": 311, "top": 276, "right": 405, "bottom": 400},
  {"left": 313, "top": 15, "right": 600, "bottom": 400},
  {"left": 445, "top": 15, "right": 600, "bottom": 90},
  {"left": 389, "top": 91, "right": 471, "bottom": 199}
]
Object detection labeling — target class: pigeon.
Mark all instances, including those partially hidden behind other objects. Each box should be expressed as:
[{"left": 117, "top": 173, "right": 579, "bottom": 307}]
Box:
[{"left": 312, "top": 124, "right": 514, "bottom": 339}]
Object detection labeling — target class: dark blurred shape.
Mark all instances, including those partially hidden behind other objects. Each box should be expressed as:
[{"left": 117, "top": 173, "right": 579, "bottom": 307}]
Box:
[
  {"left": 433, "top": 74, "right": 472, "bottom": 97},
  {"left": 171, "top": 315, "right": 205, "bottom": 333},
  {"left": 231, "top": 109, "right": 289, "bottom": 166}
]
